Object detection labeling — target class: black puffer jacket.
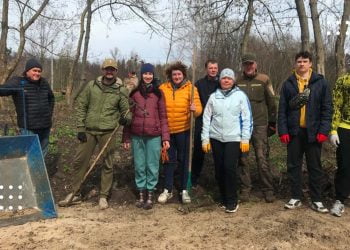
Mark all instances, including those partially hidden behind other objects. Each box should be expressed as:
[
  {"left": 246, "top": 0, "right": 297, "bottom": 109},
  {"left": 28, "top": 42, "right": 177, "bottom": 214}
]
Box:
[
  {"left": 278, "top": 72, "right": 332, "bottom": 142},
  {"left": 0, "top": 76, "right": 55, "bottom": 129}
]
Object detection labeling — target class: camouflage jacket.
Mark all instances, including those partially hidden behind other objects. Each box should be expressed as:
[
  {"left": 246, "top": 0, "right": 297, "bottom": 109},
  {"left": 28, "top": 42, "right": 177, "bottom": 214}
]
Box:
[
  {"left": 236, "top": 72, "right": 277, "bottom": 126},
  {"left": 331, "top": 74, "right": 350, "bottom": 133}
]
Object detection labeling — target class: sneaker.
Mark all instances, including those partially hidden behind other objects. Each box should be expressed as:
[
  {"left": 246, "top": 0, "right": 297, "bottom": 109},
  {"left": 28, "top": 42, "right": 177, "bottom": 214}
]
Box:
[
  {"left": 311, "top": 201, "right": 329, "bottom": 213},
  {"left": 182, "top": 190, "right": 191, "bottom": 204},
  {"left": 158, "top": 189, "right": 173, "bottom": 204},
  {"left": 99, "top": 197, "right": 109, "bottom": 210},
  {"left": 225, "top": 203, "right": 239, "bottom": 213},
  {"left": 330, "top": 200, "right": 344, "bottom": 217},
  {"left": 58, "top": 193, "right": 82, "bottom": 207},
  {"left": 284, "top": 199, "right": 302, "bottom": 209},
  {"left": 264, "top": 191, "right": 276, "bottom": 203},
  {"left": 239, "top": 190, "right": 250, "bottom": 202}
]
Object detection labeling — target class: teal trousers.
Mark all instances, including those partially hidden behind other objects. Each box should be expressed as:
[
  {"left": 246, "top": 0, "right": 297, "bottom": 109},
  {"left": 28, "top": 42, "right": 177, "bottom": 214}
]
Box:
[{"left": 132, "top": 136, "right": 161, "bottom": 191}]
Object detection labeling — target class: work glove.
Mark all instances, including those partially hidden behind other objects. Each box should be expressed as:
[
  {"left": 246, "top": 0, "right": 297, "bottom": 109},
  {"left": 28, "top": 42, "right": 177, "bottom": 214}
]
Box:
[
  {"left": 77, "top": 132, "right": 87, "bottom": 143},
  {"left": 119, "top": 116, "right": 129, "bottom": 126},
  {"left": 329, "top": 134, "right": 340, "bottom": 147},
  {"left": 279, "top": 134, "right": 290, "bottom": 144},
  {"left": 202, "top": 142, "right": 211, "bottom": 153},
  {"left": 267, "top": 122, "right": 276, "bottom": 137},
  {"left": 316, "top": 133, "right": 328, "bottom": 143},
  {"left": 240, "top": 140, "right": 250, "bottom": 153}
]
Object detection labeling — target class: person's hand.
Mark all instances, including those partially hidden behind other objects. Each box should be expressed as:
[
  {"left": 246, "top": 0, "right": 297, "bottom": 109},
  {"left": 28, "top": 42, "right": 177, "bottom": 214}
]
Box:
[
  {"left": 123, "top": 142, "right": 130, "bottom": 150},
  {"left": 163, "top": 141, "right": 170, "bottom": 150},
  {"left": 77, "top": 132, "right": 87, "bottom": 143},
  {"left": 202, "top": 142, "right": 211, "bottom": 153},
  {"left": 190, "top": 103, "right": 196, "bottom": 112},
  {"left": 329, "top": 134, "right": 340, "bottom": 147},
  {"left": 240, "top": 141, "right": 250, "bottom": 153},
  {"left": 267, "top": 122, "right": 276, "bottom": 137},
  {"left": 119, "top": 116, "right": 129, "bottom": 126},
  {"left": 279, "top": 134, "right": 290, "bottom": 144},
  {"left": 316, "top": 133, "right": 328, "bottom": 143}
]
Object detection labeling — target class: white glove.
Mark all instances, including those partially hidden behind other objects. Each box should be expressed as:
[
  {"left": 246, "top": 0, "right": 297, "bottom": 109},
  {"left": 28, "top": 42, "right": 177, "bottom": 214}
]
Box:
[{"left": 329, "top": 134, "right": 340, "bottom": 147}]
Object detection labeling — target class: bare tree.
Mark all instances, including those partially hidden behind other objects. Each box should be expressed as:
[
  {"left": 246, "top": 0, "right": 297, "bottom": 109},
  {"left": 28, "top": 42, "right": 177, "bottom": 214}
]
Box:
[
  {"left": 240, "top": 0, "right": 254, "bottom": 56},
  {"left": 335, "top": 0, "right": 350, "bottom": 77},
  {"left": 295, "top": 0, "right": 310, "bottom": 51},
  {"left": 0, "top": 0, "right": 50, "bottom": 83},
  {"left": 309, "top": 0, "right": 325, "bottom": 75}
]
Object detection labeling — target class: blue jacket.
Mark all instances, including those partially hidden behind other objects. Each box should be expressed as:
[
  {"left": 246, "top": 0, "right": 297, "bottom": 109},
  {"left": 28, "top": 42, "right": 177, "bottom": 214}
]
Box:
[
  {"left": 201, "top": 86, "right": 253, "bottom": 143},
  {"left": 278, "top": 72, "right": 332, "bottom": 142}
]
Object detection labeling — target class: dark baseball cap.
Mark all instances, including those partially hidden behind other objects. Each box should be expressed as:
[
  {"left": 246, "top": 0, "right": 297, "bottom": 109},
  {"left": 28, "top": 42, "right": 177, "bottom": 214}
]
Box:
[{"left": 242, "top": 53, "right": 256, "bottom": 63}]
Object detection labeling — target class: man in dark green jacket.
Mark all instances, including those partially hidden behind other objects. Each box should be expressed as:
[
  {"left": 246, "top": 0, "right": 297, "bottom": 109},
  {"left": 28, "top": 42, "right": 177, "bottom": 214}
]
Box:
[
  {"left": 59, "top": 58, "right": 131, "bottom": 209},
  {"left": 236, "top": 53, "right": 277, "bottom": 203}
]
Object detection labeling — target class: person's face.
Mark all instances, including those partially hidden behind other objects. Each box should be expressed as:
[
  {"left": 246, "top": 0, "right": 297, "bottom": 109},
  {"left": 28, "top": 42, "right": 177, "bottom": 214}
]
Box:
[
  {"left": 220, "top": 77, "right": 234, "bottom": 90},
  {"left": 295, "top": 57, "right": 312, "bottom": 75},
  {"left": 206, "top": 63, "right": 218, "bottom": 78},
  {"left": 102, "top": 67, "right": 118, "bottom": 80},
  {"left": 26, "top": 68, "right": 42, "bottom": 81},
  {"left": 171, "top": 70, "right": 184, "bottom": 84},
  {"left": 242, "top": 61, "right": 257, "bottom": 76},
  {"left": 142, "top": 72, "right": 153, "bottom": 84}
]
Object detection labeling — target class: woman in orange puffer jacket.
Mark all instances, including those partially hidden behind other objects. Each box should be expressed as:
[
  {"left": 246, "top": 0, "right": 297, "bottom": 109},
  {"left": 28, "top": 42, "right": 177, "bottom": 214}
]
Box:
[{"left": 158, "top": 61, "right": 202, "bottom": 204}]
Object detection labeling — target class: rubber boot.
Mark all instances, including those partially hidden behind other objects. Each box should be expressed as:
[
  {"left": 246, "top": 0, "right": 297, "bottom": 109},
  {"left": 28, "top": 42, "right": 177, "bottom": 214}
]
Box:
[
  {"left": 135, "top": 190, "right": 145, "bottom": 208},
  {"left": 143, "top": 191, "right": 153, "bottom": 210}
]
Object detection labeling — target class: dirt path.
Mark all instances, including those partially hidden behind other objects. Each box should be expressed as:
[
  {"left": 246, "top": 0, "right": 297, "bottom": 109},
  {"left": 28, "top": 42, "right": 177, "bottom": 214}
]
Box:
[{"left": 1, "top": 200, "right": 350, "bottom": 250}]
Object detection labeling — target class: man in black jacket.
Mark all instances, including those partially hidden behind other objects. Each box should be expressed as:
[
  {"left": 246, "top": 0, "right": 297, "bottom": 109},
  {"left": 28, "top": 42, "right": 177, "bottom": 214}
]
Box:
[
  {"left": 191, "top": 59, "right": 219, "bottom": 187},
  {"left": 0, "top": 58, "right": 55, "bottom": 157},
  {"left": 278, "top": 51, "right": 332, "bottom": 213}
]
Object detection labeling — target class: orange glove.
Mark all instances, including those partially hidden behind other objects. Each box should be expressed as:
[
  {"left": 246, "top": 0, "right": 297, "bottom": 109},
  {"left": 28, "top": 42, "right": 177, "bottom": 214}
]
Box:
[
  {"left": 240, "top": 141, "right": 250, "bottom": 153},
  {"left": 202, "top": 143, "right": 211, "bottom": 153}
]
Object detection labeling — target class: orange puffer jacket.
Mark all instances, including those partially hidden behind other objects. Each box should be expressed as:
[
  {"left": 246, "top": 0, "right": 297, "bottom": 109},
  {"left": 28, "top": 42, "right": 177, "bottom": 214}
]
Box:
[{"left": 159, "top": 80, "right": 202, "bottom": 134}]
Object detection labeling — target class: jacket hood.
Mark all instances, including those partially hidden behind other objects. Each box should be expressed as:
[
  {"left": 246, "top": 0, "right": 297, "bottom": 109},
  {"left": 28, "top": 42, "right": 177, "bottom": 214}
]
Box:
[{"left": 95, "top": 75, "right": 123, "bottom": 89}]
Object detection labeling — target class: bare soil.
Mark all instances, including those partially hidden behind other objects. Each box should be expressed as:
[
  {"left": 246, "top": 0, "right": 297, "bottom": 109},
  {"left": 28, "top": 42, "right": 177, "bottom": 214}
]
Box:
[{"left": 1, "top": 96, "right": 348, "bottom": 249}]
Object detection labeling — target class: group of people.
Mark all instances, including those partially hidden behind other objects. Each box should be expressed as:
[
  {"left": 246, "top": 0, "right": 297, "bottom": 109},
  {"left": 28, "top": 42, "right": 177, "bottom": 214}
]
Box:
[{"left": 1, "top": 51, "right": 349, "bottom": 217}]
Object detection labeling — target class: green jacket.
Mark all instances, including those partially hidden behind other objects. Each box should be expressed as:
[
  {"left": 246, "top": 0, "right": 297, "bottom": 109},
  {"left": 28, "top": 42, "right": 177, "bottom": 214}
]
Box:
[
  {"left": 76, "top": 76, "right": 131, "bottom": 133},
  {"left": 236, "top": 72, "right": 277, "bottom": 126},
  {"left": 331, "top": 74, "right": 350, "bottom": 134}
]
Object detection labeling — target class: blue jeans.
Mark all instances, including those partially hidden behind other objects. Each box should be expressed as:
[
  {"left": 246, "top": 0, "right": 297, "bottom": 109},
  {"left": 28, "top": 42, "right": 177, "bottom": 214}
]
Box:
[
  {"left": 164, "top": 130, "right": 190, "bottom": 192},
  {"left": 20, "top": 128, "right": 50, "bottom": 157}
]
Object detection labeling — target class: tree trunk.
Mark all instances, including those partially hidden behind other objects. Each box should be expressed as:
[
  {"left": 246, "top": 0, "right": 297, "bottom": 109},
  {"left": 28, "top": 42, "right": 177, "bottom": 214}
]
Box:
[
  {"left": 309, "top": 0, "right": 325, "bottom": 75},
  {"left": 335, "top": 0, "right": 350, "bottom": 78},
  {"left": 0, "top": 0, "right": 9, "bottom": 83},
  {"left": 65, "top": 6, "right": 88, "bottom": 104},
  {"left": 295, "top": 0, "right": 310, "bottom": 52},
  {"left": 240, "top": 0, "right": 254, "bottom": 56}
]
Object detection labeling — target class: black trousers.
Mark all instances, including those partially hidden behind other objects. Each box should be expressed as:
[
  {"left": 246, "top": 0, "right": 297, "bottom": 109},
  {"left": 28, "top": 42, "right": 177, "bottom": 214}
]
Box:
[
  {"left": 191, "top": 122, "right": 205, "bottom": 185},
  {"left": 335, "top": 127, "right": 350, "bottom": 202},
  {"left": 211, "top": 138, "right": 240, "bottom": 206},
  {"left": 287, "top": 128, "right": 324, "bottom": 201}
]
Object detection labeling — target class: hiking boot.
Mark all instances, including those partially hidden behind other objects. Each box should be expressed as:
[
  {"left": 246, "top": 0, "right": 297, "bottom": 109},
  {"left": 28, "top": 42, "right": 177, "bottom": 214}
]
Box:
[
  {"left": 58, "top": 193, "right": 82, "bottom": 207},
  {"left": 330, "top": 200, "right": 345, "bottom": 217},
  {"left": 158, "top": 189, "right": 173, "bottom": 204},
  {"left": 225, "top": 203, "right": 239, "bottom": 213},
  {"left": 99, "top": 197, "right": 109, "bottom": 210},
  {"left": 181, "top": 190, "right": 191, "bottom": 204},
  {"left": 311, "top": 201, "right": 329, "bottom": 213},
  {"left": 239, "top": 190, "right": 250, "bottom": 202},
  {"left": 264, "top": 191, "right": 276, "bottom": 203},
  {"left": 284, "top": 199, "right": 302, "bottom": 209},
  {"left": 143, "top": 191, "right": 154, "bottom": 210},
  {"left": 135, "top": 190, "right": 145, "bottom": 208}
]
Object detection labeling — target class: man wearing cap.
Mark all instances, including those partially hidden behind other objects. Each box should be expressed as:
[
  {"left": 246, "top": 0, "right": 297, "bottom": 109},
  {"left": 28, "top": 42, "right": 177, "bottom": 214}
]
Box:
[
  {"left": 236, "top": 53, "right": 277, "bottom": 203},
  {"left": 191, "top": 59, "right": 220, "bottom": 187},
  {"left": 58, "top": 58, "right": 131, "bottom": 209},
  {"left": 0, "top": 58, "right": 55, "bottom": 157}
]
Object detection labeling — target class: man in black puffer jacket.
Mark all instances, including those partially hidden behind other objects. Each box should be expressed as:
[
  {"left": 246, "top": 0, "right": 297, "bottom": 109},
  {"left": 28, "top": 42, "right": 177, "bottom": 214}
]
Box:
[
  {"left": 0, "top": 58, "right": 55, "bottom": 156},
  {"left": 278, "top": 51, "right": 332, "bottom": 213}
]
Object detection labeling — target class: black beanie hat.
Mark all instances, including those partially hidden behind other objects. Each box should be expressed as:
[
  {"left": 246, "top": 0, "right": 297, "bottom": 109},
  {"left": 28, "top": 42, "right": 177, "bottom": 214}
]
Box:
[
  {"left": 25, "top": 58, "right": 42, "bottom": 73},
  {"left": 140, "top": 63, "right": 155, "bottom": 75}
]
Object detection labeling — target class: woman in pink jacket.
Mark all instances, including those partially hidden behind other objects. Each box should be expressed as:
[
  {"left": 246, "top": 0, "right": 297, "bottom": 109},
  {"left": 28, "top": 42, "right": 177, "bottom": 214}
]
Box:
[{"left": 123, "top": 63, "right": 170, "bottom": 209}]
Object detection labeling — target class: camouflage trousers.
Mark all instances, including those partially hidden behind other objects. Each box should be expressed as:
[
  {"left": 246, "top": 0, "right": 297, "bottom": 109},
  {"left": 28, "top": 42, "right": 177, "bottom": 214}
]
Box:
[{"left": 238, "top": 125, "right": 275, "bottom": 193}]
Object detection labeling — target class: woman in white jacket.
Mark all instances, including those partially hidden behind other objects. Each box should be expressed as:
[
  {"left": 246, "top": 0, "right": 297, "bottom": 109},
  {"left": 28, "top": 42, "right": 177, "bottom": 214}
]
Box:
[{"left": 201, "top": 68, "right": 253, "bottom": 213}]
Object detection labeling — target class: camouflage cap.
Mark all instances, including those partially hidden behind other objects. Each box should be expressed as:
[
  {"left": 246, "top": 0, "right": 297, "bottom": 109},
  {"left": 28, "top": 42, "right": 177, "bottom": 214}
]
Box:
[
  {"left": 241, "top": 53, "right": 257, "bottom": 63},
  {"left": 101, "top": 58, "right": 118, "bottom": 69}
]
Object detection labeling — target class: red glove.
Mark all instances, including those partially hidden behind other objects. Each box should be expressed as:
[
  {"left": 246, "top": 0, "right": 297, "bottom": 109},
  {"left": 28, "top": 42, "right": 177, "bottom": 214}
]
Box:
[
  {"left": 280, "top": 134, "right": 290, "bottom": 144},
  {"left": 316, "top": 133, "right": 328, "bottom": 143}
]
